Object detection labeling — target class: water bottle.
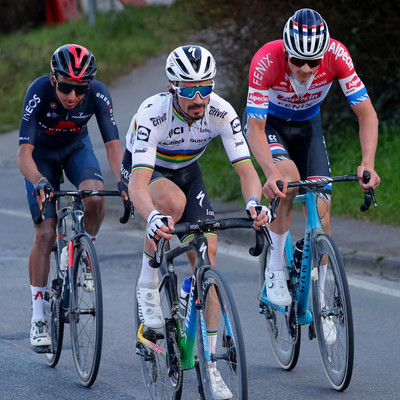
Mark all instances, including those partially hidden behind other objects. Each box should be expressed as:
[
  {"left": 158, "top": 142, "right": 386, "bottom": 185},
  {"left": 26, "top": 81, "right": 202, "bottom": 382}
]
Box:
[
  {"left": 293, "top": 238, "right": 304, "bottom": 274},
  {"left": 179, "top": 278, "right": 191, "bottom": 317},
  {"left": 60, "top": 246, "right": 69, "bottom": 272}
]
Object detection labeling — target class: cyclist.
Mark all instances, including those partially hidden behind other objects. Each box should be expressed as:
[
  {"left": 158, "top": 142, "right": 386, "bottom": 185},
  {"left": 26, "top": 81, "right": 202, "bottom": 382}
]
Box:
[
  {"left": 17, "top": 44, "right": 126, "bottom": 351},
  {"left": 244, "top": 9, "right": 380, "bottom": 307},
  {"left": 123, "top": 44, "right": 269, "bottom": 399}
]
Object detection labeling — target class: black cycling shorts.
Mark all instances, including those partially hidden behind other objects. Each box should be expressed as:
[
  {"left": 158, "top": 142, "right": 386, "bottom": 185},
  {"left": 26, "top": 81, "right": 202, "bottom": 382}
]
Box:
[
  {"left": 242, "top": 111, "right": 332, "bottom": 199},
  {"left": 25, "top": 135, "right": 104, "bottom": 222},
  {"left": 150, "top": 161, "right": 216, "bottom": 242}
]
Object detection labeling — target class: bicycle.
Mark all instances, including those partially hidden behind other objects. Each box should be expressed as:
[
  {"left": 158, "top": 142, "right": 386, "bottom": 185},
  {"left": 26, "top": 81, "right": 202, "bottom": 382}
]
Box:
[
  {"left": 41, "top": 187, "right": 130, "bottom": 387},
  {"left": 134, "top": 217, "right": 266, "bottom": 399},
  {"left": 259, "top": 172, "right": 377, "bottom": 391}
]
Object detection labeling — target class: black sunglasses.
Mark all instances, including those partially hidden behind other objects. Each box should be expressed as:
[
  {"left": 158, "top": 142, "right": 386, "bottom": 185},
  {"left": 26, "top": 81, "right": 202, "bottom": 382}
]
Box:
[
  {"left": 288, "top": 56, "right": 323, "bottom": 68},
  {"left": 56, "top": 81, "right": 90, "bottom": 96}
]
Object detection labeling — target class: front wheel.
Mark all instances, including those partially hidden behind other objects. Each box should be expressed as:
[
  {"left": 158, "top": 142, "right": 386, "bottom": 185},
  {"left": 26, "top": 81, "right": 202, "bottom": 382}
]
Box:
[
  {"left": 197, "top": 268, "right": 248, "bottom": 399},
  {"left": 259, "top": 244, "right": 300, "bottom": 370},
  {"left": 311, "top": 234, "right": 354, "bottom": 391},
  {"left": 69, "top": 235, "right": 103, "bottom": 387},
  {"left": 134, "top": 263, "right": 183, "bottom": 400},
  {"left": 44, "top": 246, "right": 64, "bottom": 367}
]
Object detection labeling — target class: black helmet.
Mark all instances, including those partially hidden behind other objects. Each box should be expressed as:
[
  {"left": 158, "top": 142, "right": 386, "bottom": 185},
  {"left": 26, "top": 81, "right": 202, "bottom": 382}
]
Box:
[
  {"left": 283, "top": 9, "right": 330, "bottom": 60},
  {"left": 51, "top": 44, "right": 97, "bottom": 82}
]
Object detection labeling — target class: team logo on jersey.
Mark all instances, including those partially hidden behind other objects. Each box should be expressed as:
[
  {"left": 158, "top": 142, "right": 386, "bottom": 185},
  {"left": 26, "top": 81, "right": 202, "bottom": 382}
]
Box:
[
  {"left": 137, "top": 125, "right": 151, "bottom": 141},
  {"left": 44, "top": 121, "right": 82, "bottom": 135},
  {"left": 209, "top": 106, "right": 227, "bottom": 118},
  {"left": 345, "top": 75, "right": 362, "bottom": 91},
  {"left": 150, "top": 113, "right": 167, "bottom": 127},
  {"left": 134, "top": 148, "right": 148, "bottom": 154},
  {"left": 22, "top": 93, "right": 41, "bottom": 122},
  {"left": 50, "top": 102, "right": 57, "bottom": 109},
  {"left": 247, "top": 92, "right": 268, "bottom": 105},
  {"left": 230, "top": 117, "right": 241, "bottom": 134}
]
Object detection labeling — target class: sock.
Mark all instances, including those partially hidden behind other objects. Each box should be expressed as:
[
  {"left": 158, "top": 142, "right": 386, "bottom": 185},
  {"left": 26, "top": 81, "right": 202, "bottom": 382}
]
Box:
[
  {"left": 318, "top": 263, "right": 328, "bottom": 305},
  {"left": 207, "top": 329, "right": 217, "bottom": 355},
  {"left": 85, "top": 232, "right": 97, "bottom": 242},
  {"left": 31, "top": 285, "right": 46, "bottom": 323},
  {"left": 138, "top": 250, "right": 159, "bottom": 289},
  {"left": 268, "top": 231, "right": 289, "bottom": 272}
]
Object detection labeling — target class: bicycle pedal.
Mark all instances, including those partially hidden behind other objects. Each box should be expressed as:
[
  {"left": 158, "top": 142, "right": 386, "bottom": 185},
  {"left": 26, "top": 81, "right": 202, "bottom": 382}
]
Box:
[
  {"left": 136, "top": 343, "right": 153, "bottom": 361},
  {"left": 32, "top": 345, "right": 52, "bottom": 354}
]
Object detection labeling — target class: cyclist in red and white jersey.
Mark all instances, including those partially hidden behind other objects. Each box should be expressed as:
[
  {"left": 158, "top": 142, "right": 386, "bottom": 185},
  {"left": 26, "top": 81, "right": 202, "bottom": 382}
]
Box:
[{"left": 245, "top": 9, "right": 380, "bottom": 307}]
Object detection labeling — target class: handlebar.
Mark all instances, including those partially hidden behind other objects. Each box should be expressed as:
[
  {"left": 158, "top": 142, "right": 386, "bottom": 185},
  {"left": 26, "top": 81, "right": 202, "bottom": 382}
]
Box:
[
  {"left": 270, "top": 173, "right": 377, "bottom": 222},
  {"left": 149, "top": 217, "right": 265, "bottom": 269},
  {"left": 35, "top": 189, "right": 134, "bottom": 224}
]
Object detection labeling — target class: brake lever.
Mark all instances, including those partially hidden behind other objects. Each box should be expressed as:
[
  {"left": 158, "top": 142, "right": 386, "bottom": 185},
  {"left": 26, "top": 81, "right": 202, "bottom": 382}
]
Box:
[{"left": 360, "top": 171, "right": 378, "bottom": 212}]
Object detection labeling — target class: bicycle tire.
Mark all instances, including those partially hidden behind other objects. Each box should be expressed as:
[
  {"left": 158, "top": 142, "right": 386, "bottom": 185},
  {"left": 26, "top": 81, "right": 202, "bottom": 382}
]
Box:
[
  {"left": 197, "top": 268, "right": 248, "bottom": 399},
  {"left": 259, "top": 244, "right": 301, "bottom": 370},
  {"left": 44, "top": 247, "right": 64, "bottom": 367},
  {"left": 69, "top": 235, "right": 103, "bottom": 387},
  {"left": 311, "top": 233, "right": 354, "bottom": 391},
  {"left": 134, "top": 263, "right": 183, "bottom": 400}
]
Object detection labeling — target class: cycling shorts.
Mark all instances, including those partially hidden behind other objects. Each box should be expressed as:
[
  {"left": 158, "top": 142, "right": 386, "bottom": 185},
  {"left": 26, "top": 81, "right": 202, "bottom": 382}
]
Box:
[
  {"left": 265, "top": 114, "right": 331, "bottom": 199},
  {"left": 150, "top": 161, "right": 216, "bottom": 242},
  {"left": 25, "top": 135, "right": 104, "bottom": 223}
]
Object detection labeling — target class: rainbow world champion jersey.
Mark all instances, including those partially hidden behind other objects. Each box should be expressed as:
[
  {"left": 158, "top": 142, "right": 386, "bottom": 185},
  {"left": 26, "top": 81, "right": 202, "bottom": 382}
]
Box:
[
  {"left": 126, "top": 92, "right": 251, "bottom": 172},
  {"left": 247, "top": 39, "right": 369, "bottom": 121}
]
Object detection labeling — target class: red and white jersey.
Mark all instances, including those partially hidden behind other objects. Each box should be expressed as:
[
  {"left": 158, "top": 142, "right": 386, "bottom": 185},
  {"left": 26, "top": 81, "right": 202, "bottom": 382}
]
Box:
[{"left": 247, "top": 39, "right": 369, "bottom": 121}]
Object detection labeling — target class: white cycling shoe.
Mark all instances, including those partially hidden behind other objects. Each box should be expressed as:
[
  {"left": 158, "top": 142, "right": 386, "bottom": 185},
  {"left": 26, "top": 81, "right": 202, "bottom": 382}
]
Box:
[
  {"left": 137, "top": 286, "right": 165, "bottom": 329},
  {"left": 30, "top": 319, "right": 52, "bottom": 349},
  {"left": 322, "top": 316, "right": 337, "bottom": 345},
  {"left": 208, "top": 362, "right": 233, "bottom": 399},
  {"left": 266, "top": 270, "right": 291, "bottom": 306}
]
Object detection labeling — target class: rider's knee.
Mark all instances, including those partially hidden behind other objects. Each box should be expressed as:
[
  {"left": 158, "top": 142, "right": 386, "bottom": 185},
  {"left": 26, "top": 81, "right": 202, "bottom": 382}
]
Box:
[
  {"left": 157, "top": 191, "right": 186, "bottom": 221},
  {"left": 84, "top": 195, "right": 105, "bottom": 213}
]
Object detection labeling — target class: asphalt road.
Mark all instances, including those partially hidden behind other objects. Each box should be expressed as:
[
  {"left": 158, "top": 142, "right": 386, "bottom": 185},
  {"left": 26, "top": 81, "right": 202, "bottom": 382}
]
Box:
[{"left": 1, "top": 55, "right": 399, "bottom": 399}]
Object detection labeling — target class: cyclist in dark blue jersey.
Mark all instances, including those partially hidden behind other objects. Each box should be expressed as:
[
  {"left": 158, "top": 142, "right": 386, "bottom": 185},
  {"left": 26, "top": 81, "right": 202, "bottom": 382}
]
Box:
[{"left": 17, "top": 44, "right": 126, "bottom": 351}]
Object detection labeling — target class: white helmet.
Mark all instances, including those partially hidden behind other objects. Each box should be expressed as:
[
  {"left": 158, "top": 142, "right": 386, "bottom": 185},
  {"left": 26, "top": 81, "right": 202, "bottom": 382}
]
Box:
[
  {"left": 166, "top": 45, "right": 217, "bottom": 82},
  {"left": 283, "top": 8, "right": 330, "bottom": 60}
]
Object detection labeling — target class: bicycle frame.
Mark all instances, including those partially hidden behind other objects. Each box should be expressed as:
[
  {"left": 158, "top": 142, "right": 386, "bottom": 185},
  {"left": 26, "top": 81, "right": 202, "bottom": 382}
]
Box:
[
  {"left": 55, "top": 195, "right": 89, "bottom": 316},
  {"left": 261, "top": 190, "right": 325, "bottom": 325},
  {"left": 136, "top": 232, "right": 236, "bottom": 371}
]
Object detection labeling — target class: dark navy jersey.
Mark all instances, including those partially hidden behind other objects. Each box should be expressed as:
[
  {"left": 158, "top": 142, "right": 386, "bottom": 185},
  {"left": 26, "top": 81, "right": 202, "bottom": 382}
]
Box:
[{"left": 19, "top": 75, "right": 119, "bottom": 148}]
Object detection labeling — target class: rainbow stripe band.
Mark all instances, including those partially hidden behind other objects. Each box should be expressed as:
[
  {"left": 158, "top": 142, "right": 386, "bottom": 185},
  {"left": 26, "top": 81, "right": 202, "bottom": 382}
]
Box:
[{"left": 231, "top": 156, "right": 251, "bottom": 167}]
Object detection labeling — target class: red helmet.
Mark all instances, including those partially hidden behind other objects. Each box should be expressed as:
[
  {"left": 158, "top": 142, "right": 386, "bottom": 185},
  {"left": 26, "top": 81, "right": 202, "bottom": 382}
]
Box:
[{"left": 51, "top": 44, "right": 97, "bottom": 82}]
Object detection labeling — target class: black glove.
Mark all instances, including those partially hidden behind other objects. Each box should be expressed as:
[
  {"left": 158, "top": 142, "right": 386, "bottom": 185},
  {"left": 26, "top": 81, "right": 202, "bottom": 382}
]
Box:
[{"left": 33, "top": 179, "right": 54, "bottom": 197}]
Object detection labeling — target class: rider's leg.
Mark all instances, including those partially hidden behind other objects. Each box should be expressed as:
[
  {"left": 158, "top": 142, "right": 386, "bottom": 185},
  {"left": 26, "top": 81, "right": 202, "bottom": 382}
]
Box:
[
  {"left": 29, "top": 219, "right": 56, "bottom": 347},
  {"left": 266, "top": 159, "right": 299, "bottom": 306},
  {"left": 79, "top": 179, "right": 105, "bottom": 237},
  {"left": 137, "top": 178, "right": 186, "bottom": 329}
]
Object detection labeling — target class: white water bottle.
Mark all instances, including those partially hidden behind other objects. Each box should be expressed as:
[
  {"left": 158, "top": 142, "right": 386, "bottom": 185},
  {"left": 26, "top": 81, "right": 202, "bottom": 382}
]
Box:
[
  {"left": 179, "top": 278, "right": 191, "bottom": 317},
  {"left": 60, "top": 246, "right": 68, "bottom": 272}
]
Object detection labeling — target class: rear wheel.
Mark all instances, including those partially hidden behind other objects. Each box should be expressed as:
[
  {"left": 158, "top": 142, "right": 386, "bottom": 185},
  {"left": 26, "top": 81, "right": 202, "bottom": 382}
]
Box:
[
  {"left": 134, "top": 263, "right": 183, "bottom": 400},
  {"left": 311, "top": 234, "right": 354, "bottom": 391},
  {"left": 197, "top": 268, "right": 247, "bottom": 399},
  {"left": 259, "top": 243, "right": 300, "bottom": 370},
  {"left": 44, "top": 246, "right": 64, "bottom": 367},
  {"left": 70, "top": 235, "right": 103, "bottom": 387}
]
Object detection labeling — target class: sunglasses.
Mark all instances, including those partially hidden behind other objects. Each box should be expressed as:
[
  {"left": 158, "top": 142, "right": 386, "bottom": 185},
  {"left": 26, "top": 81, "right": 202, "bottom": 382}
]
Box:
[
  {"left": 171, "top": 83, "right": 214, "bottom": 99},
  {"left": 56, "top": 81, "right": 90, "bottom": 96},
  {"left": 288, "top": 56, "right": 323, "bottom": 68}
]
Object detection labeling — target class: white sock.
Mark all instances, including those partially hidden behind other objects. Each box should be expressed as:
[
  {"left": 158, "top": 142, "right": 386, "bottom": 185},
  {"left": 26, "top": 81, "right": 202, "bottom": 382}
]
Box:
[
  {"left": 31, "top": 285, "right": 46, "bottom": 323},
  {"left": 268, "top": 231, "right": 289, "bottom": 272},
  {"left": 85, "top": 232, "right": 97, "bottom": 242},
  {"left": 138, "top": 250, "right": 159, "bottom": 289},
  {"left": 207, "top": 330, "right": 217, "bottom": 355},
  {"left": 319, "top": 263, "right": 328, "bottom": 305}
]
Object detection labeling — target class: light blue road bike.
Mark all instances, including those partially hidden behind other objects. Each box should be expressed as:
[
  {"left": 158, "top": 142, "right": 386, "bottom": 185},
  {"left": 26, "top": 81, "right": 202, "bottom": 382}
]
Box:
[{"left": 259, "top": 173, "right": 377, "bottom": 391}]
